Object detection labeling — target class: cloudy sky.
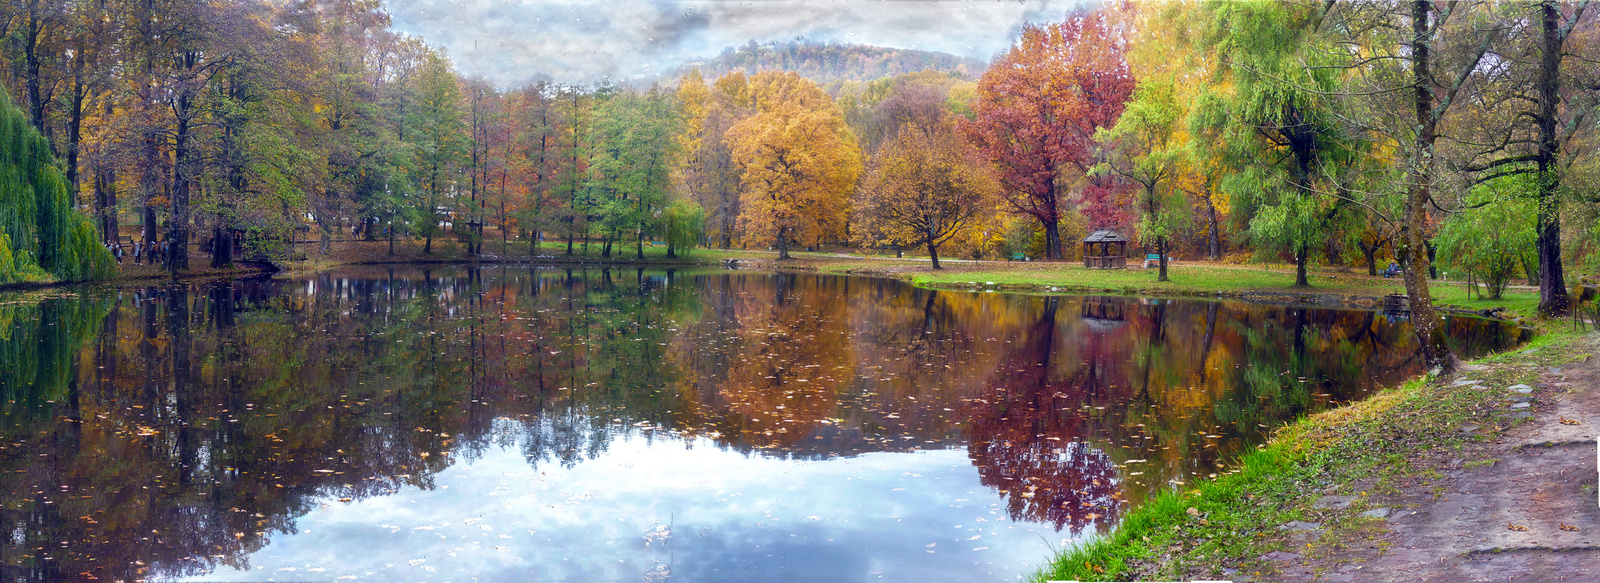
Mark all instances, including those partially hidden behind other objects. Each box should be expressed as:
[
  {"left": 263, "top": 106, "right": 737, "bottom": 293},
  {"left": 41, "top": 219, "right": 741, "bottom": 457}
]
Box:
[{"left": 383, "top": 0, "right": 1090, "bottom": 87}]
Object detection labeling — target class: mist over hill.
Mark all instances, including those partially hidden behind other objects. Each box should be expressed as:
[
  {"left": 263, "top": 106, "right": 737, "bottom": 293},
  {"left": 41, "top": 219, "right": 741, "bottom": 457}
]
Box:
[{"left": 676, "top": 41, "right": 989, "bottom": 83}]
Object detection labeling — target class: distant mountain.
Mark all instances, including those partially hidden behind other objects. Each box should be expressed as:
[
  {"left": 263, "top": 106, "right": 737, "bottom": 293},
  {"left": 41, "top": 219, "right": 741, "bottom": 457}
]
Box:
[{"left": 677, "top": 41, "right": 988, "bottom": 83}]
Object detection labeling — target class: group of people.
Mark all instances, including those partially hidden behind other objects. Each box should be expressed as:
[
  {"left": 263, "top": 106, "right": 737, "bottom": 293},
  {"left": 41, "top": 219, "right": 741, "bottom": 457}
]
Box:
[{"left": 105, "top": 237, "right": 169, "bottom": 266}]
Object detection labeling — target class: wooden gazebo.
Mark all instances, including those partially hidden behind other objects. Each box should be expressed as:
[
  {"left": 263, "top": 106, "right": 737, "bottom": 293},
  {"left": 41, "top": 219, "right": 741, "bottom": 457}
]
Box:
[{"left": 1082, "top": 229, "right": 1128, "bottom": 269}]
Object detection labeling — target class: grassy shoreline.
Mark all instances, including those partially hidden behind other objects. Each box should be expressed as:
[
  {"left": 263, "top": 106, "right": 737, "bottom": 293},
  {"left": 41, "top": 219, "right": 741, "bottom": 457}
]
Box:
[
  {"left": 4, "top": 242, "right": 1555, "bottom": 324},
  {"left": 1029, "top": 328, "right": 1582, "bottom": 582}
]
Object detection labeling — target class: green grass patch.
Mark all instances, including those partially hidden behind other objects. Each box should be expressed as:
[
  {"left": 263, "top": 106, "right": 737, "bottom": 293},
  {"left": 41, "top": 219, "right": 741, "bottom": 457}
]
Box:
[
  {"left": 912, "top": 263, "right": 1544, "bottom": 319},
  {"left": 915, "top": 263, "right": 1395, "bottom": 294}
]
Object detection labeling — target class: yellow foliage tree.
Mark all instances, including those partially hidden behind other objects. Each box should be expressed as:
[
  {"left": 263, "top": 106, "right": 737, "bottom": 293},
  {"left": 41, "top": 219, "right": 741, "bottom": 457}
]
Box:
[
  {"left": 853, "top": 116, "right": 998, "bottom": 268},
  {"left": 727, "top": 72, "right": 862, "bottom": 258}
]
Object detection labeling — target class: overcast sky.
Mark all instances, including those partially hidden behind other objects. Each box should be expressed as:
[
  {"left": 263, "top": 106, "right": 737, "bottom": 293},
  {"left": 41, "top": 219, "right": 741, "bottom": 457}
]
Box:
[{"left": 383, "top": 0, "right": 1090, "bottom": 87}]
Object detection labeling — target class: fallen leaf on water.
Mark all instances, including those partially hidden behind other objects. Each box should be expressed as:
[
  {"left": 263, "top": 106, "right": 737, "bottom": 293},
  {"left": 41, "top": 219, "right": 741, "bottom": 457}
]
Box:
[
  {"left": 1559, "top": 417, "right": 1580, "bottom": 426},
  {"left": 1507, "top": 523, "right": 1529, "bottom": 532},
  {"left": 1560, "top": 524, "right": 1581, "bottom": 532}
]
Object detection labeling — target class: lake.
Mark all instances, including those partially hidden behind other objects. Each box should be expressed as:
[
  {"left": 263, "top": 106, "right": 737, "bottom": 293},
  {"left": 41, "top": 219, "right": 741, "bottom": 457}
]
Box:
[{"left": 0, "top": 267, "right": 1528, "bottom": 582}]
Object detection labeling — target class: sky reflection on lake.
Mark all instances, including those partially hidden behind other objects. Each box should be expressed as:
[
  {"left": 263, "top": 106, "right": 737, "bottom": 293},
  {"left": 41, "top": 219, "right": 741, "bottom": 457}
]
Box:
[{"left": 188, "top": 428, "right": 1052, "bottom": 582}]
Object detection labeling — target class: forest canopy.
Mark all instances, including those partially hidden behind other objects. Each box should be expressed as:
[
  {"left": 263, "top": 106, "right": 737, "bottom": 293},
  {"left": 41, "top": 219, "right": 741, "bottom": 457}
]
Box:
[{"left": 2, "top": 0, "right": 1598, "bottom": 344}]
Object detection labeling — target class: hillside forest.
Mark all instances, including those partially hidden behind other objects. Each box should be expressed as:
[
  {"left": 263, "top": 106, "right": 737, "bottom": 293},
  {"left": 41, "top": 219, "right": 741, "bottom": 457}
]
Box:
[{"left": 3, "top": 0, "right": 1600, "bottom": 364}]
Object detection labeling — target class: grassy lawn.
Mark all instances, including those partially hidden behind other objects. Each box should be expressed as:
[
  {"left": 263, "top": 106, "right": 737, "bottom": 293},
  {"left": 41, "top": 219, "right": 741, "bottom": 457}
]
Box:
[
  {"left": 1032, "top": 329, "right": 1583, "bottom": 582},
  {"left": 909, "top": 262, "right": 1545, "bottom": 318}
]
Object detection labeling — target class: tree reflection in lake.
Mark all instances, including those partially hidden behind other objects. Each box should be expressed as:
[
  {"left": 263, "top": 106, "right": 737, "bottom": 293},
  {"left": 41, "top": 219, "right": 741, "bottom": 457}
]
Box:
[{"left": 0, "top": 269, "right": 1527, "bottom": 581}]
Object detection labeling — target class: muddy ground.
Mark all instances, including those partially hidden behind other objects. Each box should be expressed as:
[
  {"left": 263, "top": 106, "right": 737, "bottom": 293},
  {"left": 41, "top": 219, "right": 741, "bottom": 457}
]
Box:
[{"left": 1263, "top": 341, "right": 1600, "bottom": 583}]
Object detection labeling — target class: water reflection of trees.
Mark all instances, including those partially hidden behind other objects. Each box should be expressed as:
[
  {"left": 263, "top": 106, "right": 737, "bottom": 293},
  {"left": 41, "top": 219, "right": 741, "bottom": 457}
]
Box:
[
  {"left": 964, "top": 296, "right": 1124, "bottom": 535},
  {"left": 0, "top": 270, "right": 1529, "bottom": 579}
]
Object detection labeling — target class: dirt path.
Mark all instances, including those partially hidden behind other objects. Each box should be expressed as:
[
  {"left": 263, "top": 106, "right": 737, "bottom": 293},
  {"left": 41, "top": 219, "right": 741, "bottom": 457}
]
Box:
[{"left": 1271, "top": 341, "right": 1600, "bottom": 582}]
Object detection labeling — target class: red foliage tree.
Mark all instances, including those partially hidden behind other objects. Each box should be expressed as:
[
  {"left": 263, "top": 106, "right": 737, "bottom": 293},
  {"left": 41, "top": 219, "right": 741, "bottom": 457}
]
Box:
[{"left": 966, "top": 11, "right": 1135, "bottom": 260}]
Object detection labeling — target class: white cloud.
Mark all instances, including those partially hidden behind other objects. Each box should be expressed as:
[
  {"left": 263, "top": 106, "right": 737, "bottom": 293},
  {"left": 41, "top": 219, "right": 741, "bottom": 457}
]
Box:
[{"left": 382, "top": 0, "right": 1090, "bottom": 86}]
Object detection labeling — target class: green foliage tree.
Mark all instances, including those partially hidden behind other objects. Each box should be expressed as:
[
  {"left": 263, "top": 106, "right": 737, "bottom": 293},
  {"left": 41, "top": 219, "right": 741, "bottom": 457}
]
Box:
[
  {"left": 584, "top": 87, "right": 682, "bottom": 258},
  {"left": 1193, "top": 1, "right": 1358, "bottom": 287},
  {"left": 661, "top": 198, "right": 705, "bottom": 258},
  {"left": 405, "top": 52, "right": 467, "bottom": 255},
  {"left": 1436, "top": 178, "right": 1538, "bottom": 300},
  {"left": 0, "top": 86, "right": 112, "bottom": 284},
  {"left": 1097, "top": 77, "right": 1188, "bottom": 281}
]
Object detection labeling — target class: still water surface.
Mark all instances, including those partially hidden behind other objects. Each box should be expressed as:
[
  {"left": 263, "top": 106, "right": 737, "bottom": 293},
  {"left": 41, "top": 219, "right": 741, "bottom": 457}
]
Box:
[{"left": 0, "top": 267, "right": 1527, "bottom": 581}]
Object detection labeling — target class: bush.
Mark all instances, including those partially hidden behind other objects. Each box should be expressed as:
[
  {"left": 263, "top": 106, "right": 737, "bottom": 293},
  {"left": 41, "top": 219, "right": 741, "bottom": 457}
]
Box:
[{"left": 1436, "top": 191, "right": 1535, "bottom": 300}]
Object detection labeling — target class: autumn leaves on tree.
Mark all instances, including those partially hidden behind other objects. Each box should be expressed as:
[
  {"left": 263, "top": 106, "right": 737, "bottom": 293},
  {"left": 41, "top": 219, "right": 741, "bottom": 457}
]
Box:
[
  {"left": 726, "top": 72, "right": 861, "bottom": 260},
  {"left": 967, "top": 13, "right": 1135, "bottom": 261}
]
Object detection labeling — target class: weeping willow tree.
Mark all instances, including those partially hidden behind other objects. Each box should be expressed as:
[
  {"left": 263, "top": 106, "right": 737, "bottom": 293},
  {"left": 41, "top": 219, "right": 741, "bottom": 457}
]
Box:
[
  {"left": 0, "top": 86, "right": 114, "bottom": 284},
  {"left": 661, "top": 198, "right": 705, "bottom": 259}
]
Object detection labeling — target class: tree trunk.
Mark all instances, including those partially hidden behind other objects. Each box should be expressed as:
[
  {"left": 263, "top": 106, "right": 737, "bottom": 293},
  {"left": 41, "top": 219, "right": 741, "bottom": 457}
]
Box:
[
  {"left": 1206, "top": 199, "right": 1221, "bottom": 260},
  {"left": 1401, "top": 0, "right": 1456, "bottom": 373},
  {"left": 143, "top": 204, "right": 158, "bottom": 249},
  {"left": 66, "top": 72, "right": 86, "bottom": 197},
  {"left": 24, "top": 2, "right": 47, "bottom": 136},
  {"left": 1157, "top": 236, "right": 1169, "bottom": 282},
  {"left": 928, "top": 239, "right": 941, "bottom": 269},
  {"left": 1534, "top": 0, "right": 1570, "bottom": 316},
  {"left": 210, "top": 226, "right": 233, "bottom": 268},
  {"left": 168, "top": 89, "right": 194, "bottom": 273},
  {"left": 1043, "top": 217, "right": 1062, "bottom": 260},
  {"left": 1294, "top": 243, "right": 1309, "bottom": 287},
  {"left": 95, "top": 166, "right": 117, "bottom": 244},
  {"left": 776, "top": 227, "right": 790, "bottom": 259},
  {"left": 1426, "top": 240, "right": 1438, "bottom": 279},
  {"left": 1361, "top": 242, "right": 1378, "bottom": 276}
]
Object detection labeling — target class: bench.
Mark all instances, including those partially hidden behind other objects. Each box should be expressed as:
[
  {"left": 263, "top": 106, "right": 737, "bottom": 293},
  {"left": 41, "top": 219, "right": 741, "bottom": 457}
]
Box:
[
  {"left": 1011, "top": 253, "right": 1029, "bottom": 262},
  {"left": 1142, "top": 253, "right": 1177, "bottom": 269}
]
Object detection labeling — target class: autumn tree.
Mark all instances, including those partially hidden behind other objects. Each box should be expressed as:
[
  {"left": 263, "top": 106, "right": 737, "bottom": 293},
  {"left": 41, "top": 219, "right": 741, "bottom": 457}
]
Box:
[
  {"left": 727, "top": 71, "right": 862, "bottom": 259},
  {"left": 854, "top": 116, "right": 997, "bottom": 269},
  {"left": 967, "top": 11, "right": 1135, "bottom": 260},
  {"left": 508, "top": 81, "right": 561, "bottom": 253},
  {"left": 678, "top": 70, "right": 750, "bottom": 249}
]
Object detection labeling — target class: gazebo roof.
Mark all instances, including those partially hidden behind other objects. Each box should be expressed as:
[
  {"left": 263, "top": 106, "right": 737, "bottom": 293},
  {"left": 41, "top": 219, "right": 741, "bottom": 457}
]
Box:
[{"left": 1082, "top": 229, "right": 1128, "bottom": 243}]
